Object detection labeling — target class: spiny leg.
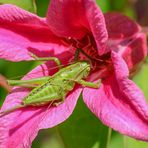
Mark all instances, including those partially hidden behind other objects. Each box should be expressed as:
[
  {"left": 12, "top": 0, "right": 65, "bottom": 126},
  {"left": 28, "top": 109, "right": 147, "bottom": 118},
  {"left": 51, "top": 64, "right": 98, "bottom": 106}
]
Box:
[
  {"left": 8, "top": 76, "right": 50, "bottom": 88},
  {"left": 29, "top": 52, "right": 61, "bottom": 69},
  {"left": 78, "top": 79, "right": 101, "bottom": 88},
  {"left": 68, "top": 78, "right": 101, "bottom": 89},
  {"left": 77, "top": 79, "right": 101, "bottom": 88}
]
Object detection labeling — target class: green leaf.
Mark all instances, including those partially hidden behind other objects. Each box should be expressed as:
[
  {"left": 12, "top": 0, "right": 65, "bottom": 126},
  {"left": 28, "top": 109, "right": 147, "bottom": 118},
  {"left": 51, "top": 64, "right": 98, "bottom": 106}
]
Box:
[
  {"left": 36, "top": 0, "right": 50, "bottom": 17},
  {"left": 109, "top": 0, "right": 127, "bottom": 11},
  {"left": 109, "top": 132, "right": 124, "bottom": 148},
  {"left": 96, "top": 0, "right": 110, "bottom": 12},
  {"left": 123, "top": 6, "right": 136, "bottom": 19},
  {"left": 126, "top": 137, "right": 148, "bottom": 148},
  {"left": 57, "top": 97, "right": 109, "bottom": 148},
  {"left": 0, "top": 0, "right": 36, "bottom": 13},
  {"left": 0, "top": 59, "right": 35, "bottom": 106},
  {"left": 133, "top": 63, "right": 148, "bottom": 99}
]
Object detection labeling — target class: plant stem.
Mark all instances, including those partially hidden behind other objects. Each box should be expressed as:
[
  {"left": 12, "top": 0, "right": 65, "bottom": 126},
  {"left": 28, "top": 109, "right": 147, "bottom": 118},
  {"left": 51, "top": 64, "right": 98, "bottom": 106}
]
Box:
[
  {"left": 55, "top": 126, "right": 67, "bottom": 148},
  {"left": 106, "top": 128, "right": 112, "bottom": 148},
  {"left": 123, "top": 136, "right": 128, "bottom": 148}
]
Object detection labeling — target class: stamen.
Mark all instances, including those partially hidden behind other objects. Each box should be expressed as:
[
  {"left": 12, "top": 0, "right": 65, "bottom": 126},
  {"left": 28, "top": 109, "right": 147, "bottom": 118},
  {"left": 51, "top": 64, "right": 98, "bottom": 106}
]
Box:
[{"left": 61, "top": 34, "right": 111, "bottom": 72}]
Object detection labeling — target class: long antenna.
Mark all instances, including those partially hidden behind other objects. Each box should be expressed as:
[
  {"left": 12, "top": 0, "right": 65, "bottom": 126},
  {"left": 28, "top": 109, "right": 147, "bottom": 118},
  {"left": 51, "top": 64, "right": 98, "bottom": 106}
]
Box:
[
  {"left": 0, "top": 104, "right": 26, "bottom": 117},
  {"left": 4, "top": 60, "right": 77, "bottom": 80}
]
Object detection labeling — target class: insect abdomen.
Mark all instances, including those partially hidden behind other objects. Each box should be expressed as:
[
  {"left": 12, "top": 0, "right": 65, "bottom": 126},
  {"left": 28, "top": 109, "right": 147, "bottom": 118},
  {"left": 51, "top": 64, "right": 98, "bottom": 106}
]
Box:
[{"left": 23, "top": 82, "right": 63, "bottom": 106}]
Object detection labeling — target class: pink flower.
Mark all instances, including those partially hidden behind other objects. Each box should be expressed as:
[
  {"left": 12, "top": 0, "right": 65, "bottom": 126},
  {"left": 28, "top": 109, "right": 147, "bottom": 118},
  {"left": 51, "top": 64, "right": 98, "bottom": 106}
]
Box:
[{"left": 0, "top": 1, "right": 148, "bottom": 147}]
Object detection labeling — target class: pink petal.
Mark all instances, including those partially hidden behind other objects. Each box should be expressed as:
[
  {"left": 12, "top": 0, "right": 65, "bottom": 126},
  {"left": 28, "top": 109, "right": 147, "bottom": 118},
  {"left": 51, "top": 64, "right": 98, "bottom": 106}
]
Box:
[
  {"left": 83, "top": 52, "right": 148, "bottom": 140},
  {"left": 47, "top": 0, "right": 108, "bottom": 54},
  {"left": 85, "top": 0, "right": 108, "bottom": 55},
  {"left": 0, "top": 4, "right": 70, "bottom": 62},
  {"left": 105, "top": 14, "right": 147, "bottom": 68},
  {"left": 121, "top": 33, "right": 148, "bottom": 70},
  {"left": 107, "top": 33, "right": 148, "bottom": 67},
  {"left": 0, "top": 4, "right": 46, "bottom": 25},
  {"left": 0, "top": 63, "right": 82, "bottom": 147},
  {"left": 112, "top": 51, "right": 148, "bottom": 120},
  {"left": 83, "top": 77, "right": 148, "bottom": 141},
  {"left": 104, "top": 12, "right": 140, "bottom": 39}
]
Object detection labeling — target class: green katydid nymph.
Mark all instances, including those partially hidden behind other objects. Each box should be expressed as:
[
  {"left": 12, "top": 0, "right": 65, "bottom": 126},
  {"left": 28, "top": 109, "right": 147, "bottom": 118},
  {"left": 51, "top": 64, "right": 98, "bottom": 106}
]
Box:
[{"left": 0, "top": 54, "right": 101, "bottom": 117}]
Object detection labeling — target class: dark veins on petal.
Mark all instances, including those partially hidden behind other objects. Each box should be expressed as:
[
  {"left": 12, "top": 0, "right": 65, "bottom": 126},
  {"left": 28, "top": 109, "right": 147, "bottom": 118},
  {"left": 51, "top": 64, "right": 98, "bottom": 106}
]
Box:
[{"left": 62, "top": 34, "right": 113, "bottom": 80}]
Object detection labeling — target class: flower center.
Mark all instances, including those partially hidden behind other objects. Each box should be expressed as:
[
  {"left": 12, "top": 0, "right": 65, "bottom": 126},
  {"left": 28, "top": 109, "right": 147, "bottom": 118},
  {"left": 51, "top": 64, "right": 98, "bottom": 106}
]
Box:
[{"left": 62, "top": 34, "right": 113, "bottom": 79}]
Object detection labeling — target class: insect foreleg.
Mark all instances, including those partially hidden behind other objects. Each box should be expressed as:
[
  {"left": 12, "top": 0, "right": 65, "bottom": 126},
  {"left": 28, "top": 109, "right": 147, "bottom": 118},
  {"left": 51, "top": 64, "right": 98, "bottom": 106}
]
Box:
[
  {"left": 29, "top": 52, "right": 61, "bottom": 68},
  {"left": 70, "top": 79, "right": 101, "bottom": 89},
  {"left": 78, "top": 79, "right": 101, "bottom": 88},
  {"left": 8, "top": 76, "right": 50, "bottom": 88}
]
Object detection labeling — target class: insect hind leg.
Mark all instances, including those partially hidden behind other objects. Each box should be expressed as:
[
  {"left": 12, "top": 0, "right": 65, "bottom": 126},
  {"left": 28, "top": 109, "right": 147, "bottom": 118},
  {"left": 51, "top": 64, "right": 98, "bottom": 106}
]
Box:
[{"left": 7, "top": 76, "right": 50, "bottom": 88}]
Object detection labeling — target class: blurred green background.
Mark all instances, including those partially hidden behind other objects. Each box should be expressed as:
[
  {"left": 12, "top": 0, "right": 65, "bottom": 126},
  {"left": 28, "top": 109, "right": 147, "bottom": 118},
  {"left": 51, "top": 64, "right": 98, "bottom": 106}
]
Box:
[{"left": 0, "top": 0, "right": 148, "bottom": 148}]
